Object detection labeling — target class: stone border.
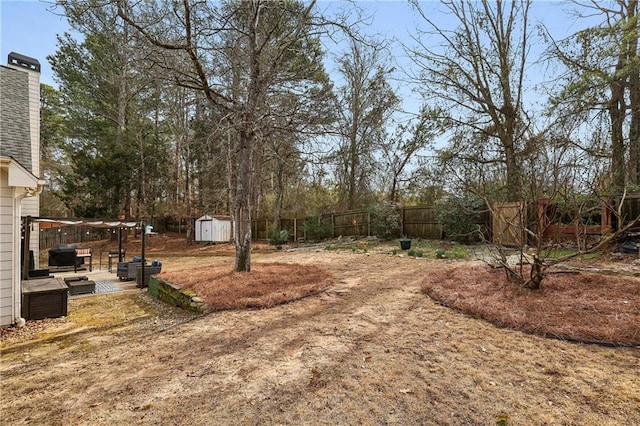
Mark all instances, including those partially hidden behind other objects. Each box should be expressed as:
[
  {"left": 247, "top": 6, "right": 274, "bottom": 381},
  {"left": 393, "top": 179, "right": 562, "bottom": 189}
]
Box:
[{"left": 147, "top": 276, "right": 205, "bottom": 313}]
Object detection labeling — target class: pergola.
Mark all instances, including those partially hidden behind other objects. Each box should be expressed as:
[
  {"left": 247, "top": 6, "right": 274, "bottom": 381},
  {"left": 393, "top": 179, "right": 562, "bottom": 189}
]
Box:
[{"left": 23, "top": 216, "right": 149, "bottom": 284}]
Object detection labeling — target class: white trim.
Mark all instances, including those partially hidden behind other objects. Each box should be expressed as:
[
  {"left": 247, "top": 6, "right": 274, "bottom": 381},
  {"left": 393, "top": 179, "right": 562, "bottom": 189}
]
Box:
[
  {"left": 0, "top": 156, "right": 44, "bottom": 326},
  {"left": 1, "top": 157, "right": 40, "bottom": 189}
]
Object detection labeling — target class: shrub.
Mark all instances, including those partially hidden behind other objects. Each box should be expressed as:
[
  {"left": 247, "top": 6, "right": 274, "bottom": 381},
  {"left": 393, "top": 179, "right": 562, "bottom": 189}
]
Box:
[
  {"left": 267, "top": 226, "right": 290, "bottom": 246},
  {"left": 368, "top": 201, "right": 401, "bottom": 240},
  {"left": 447, "top": 246, "right": 468, "bottom": 259},
  {"left": 301, "top": 217, "right": 332, "bottom": 241},
  {"left": 436, "top": 195, "right": 485, "bottom": 243}
]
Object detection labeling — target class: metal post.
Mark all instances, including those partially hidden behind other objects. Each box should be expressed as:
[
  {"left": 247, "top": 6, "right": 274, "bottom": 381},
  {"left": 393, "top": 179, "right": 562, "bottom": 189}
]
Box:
[
  {"left": 140, "top": 221, "right": 146, "bottom": 288},
  {"left": 118, "top": 227, "right": 123, "bottom": 262},
  {"left": 22, "top": 216, "right": 31, "bottom": 279}
]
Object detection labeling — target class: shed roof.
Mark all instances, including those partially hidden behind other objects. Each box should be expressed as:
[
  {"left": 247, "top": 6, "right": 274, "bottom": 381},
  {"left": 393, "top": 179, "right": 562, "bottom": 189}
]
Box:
[{"left": 197, "top": 214, "right": 232, "bottom": 221}]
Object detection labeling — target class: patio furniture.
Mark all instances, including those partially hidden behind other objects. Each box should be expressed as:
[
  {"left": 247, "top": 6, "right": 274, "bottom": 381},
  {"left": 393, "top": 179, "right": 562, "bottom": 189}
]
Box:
[
  {"left": 136, "top": 261, "right": 162, "bottom": 288},
  {"left": 74, "top": 248, "right": 92, "bottom": 273},
  {"left": 22, "top": 277, "right": 68, "bottom": 320},
  {"left": 63, "top": 276, "right": 96, "bottom": 295},
  {"left": 48, "top": 244, "right": 81, "bottom": 268},
  {"left": 27, "top": 268, "right": 53, "bottom": 280},
  {"left": 107, "top": 249, "right": 126, "bottom": 272},
  {"left": 117, "top": 257, "right": 143, "bottom": 281}
]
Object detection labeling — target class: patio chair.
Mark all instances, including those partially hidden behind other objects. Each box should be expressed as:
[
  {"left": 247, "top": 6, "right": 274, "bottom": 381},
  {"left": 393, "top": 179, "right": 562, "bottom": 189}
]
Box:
[{"left": 136, "top": 260, "right": 162, "bottom": 288}]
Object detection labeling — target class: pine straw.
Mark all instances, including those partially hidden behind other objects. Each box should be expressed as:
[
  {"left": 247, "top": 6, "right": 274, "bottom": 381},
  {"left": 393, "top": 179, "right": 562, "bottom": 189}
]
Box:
[
  {"left": 157, "top": 262, "right": 332, "bottom": 311},
  {"left": 421, "top": 263, "right": 640, "bottom": 346}
]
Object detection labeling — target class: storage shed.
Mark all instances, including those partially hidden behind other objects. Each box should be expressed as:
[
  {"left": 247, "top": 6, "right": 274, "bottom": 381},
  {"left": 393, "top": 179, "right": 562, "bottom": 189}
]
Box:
[{"left": 195, "top": 215, "right": 232, "bottom": 242}]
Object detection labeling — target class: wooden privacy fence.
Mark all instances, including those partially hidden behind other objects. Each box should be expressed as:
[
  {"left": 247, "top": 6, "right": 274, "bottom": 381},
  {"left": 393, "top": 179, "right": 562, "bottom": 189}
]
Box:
[
  {"left": 496, "top": 196, "right": 640, "bottom": 244},
  {"left": 321, "top": 210, "right": 371, "bottom": 238},
  {"left": 252, "top": 218, "right": 303, "bottom": 241},
  {"left": 252, "top": 205, "right": 487, "bottom": 242},
  {"left": 39, "top": 226, "right": 111, "bottom": 249},
  {"left": 539, "top": 198, "right": 611, "bottom": 240},
  {"left": 162, "top": 195, "right": 640, "bottom": 245},
  {"left": 401, "top": 206, "right": 442, "bottom": 239},
  {"left": 44, "top": 195, "right": 640, "bottom": 248}
]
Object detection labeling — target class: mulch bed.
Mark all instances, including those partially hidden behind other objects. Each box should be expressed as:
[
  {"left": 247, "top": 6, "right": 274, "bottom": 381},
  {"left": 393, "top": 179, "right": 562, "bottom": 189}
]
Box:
[
  {"left": 157, "top": 262, "right": 332, "bottom": 311},
  {"left": 421, "top": 263, "right": 640, "bottom": 346}
]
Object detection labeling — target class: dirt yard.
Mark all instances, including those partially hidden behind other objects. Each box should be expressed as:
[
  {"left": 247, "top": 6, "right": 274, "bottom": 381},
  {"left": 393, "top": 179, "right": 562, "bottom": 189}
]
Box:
[{"left": 1, "top": 237, "right": 639, "bottom": 425}]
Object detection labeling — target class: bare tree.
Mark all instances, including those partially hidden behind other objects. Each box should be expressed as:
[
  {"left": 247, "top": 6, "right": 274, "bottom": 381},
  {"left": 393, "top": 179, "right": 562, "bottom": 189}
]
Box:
[
  {"left": 407, "top": 0, "right": 533, "bottom": 202},
  {"left": 115, "top": 0, "right": 332, "bottom": 271},
  {"left": 333, "top": 37, "right": 399, "bottom": 210},
  {"left": 544, "top": 0, "right": 639, "bottom": 194},
  {"left": 379, "top": 108, "right": 441, "bottom": 204}
]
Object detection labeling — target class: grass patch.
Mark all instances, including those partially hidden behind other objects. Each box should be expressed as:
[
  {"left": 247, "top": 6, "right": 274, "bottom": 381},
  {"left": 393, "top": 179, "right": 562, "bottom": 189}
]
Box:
[
  {"left": 411, "top": 240, "right": 434, "bottom": 249},
  {"left": 434, "top": 246, "right": 468, "bottom": 259},
  {"left": 543, "top": 249, "right": 602, "bottom": 260},
  {"left": 66, "top": 293, "right": 158, "bottom": 328},
  {"left": 407, "top": 249, "right": 425, "bottom": 258}
]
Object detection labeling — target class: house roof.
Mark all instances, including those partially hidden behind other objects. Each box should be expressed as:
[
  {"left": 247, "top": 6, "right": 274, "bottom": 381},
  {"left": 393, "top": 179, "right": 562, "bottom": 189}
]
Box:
[{"left": 0, "top": 65, "right": 32, "bottom": 170}]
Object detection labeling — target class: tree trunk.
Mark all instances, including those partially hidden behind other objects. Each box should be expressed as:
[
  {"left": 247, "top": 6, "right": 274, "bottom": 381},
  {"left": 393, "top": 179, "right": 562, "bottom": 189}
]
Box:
[
  {"left": 610, "top": 78, "right": 626, "bottom": 194},
  {"left": 504, "top": 142, "right": 521, "bottom": 202},
  {"left": 116, "top": 18, "right": 130, "bottom": 217},
  {"left": 233, "top": 0, "right": 261, "bottom": 272},
  {"left": 185, "top": 143, "right": 193, "bottom": 246},
  {"left": 273, "top": 160, "right": 285, "bottom": 234},
  {"left": 388, "top": 174, "right": 398, "bottom": 204},
  {"left": 348, "top": 128, "right": 358, "bottom": 210},
  {"left": 524, "top": 256, "right": 544, "bottom": 290},
  {"left": 627, "top": 0, "right": 640, "bottom": 185},
  {"left": 226, "top": 125, "right": 235, "bottom": 240},
  {"left": 234, "top": 130, "right": 253, "bottom": 271}
]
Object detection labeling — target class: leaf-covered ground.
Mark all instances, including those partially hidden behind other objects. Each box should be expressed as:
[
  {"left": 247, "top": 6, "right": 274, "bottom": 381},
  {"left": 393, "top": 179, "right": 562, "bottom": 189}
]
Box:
[
  {"left": 1, "top": 236, "right": 638, "bottom": 425},
  {"left": 422, "top": 263, "right": 640, "bottom": 346}
]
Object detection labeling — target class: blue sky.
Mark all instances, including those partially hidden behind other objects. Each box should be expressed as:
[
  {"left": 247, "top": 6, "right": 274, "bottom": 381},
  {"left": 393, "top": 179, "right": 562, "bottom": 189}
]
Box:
[
  {"left": 1, "top": 0, "right": 595, "bottom": 114},
  {"left": 1, "top": 0, "right": 73, "bottom": 87},
  {"left": 1, "top": 0, "right": 417, "bottom": 87}
]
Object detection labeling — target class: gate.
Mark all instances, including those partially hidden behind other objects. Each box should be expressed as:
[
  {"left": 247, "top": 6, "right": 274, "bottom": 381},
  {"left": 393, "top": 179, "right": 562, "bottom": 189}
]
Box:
[{"left": 492, "top": 202, "right": 526, "bottom": 247}]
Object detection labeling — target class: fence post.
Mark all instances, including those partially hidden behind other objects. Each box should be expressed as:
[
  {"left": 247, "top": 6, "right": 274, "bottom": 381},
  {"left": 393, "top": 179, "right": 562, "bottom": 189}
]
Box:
[{"left": 331, "top": 214, "right": 335, "bottom": 239}]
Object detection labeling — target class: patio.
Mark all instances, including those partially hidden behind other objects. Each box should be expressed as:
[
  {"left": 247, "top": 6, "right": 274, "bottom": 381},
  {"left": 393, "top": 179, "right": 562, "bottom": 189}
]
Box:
[
  {"left": 52, "top": 267, "right": 139, "bottom": 296},
  {"left": 21, "top": 266, "right": 142, "bottom": 321}
]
